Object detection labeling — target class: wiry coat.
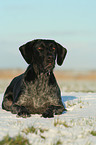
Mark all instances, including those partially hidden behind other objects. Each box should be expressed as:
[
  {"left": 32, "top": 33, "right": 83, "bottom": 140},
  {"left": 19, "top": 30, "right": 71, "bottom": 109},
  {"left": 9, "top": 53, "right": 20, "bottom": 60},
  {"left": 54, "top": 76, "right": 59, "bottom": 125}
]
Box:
[{"left": 2, "top": 39, "right": 67, "bottom": 118}]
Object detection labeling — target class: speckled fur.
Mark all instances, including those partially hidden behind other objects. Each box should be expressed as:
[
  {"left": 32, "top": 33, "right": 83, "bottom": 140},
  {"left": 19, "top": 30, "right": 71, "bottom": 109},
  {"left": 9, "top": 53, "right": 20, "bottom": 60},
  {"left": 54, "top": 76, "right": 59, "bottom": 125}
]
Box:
[
  {"left": 15, "top": 72, "right": 62, "bottom": 113},
  {"left": 2, "top": 39, "right": 67, "bottom": 118}
]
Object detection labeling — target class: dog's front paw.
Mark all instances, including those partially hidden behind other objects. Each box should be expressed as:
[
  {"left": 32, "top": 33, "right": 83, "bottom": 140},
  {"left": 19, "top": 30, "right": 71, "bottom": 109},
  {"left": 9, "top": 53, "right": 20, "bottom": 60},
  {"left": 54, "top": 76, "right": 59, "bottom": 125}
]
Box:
[
  {"left": 17, "top": 106, "right": 31, "bottom": 118},
  {"left": 42, "top": 111, "right": 54, "bottom": 118},
  {"left": 42, "top": 105, "right": 55, "bottom": 118}
]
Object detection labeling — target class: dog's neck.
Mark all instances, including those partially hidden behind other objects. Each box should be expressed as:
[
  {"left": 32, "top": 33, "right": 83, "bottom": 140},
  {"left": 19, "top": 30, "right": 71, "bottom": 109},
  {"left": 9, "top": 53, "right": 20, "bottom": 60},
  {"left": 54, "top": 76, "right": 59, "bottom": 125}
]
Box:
[
  {"left": 24, "top": 64, "right": 52, "bottom": 82},
  {"left": 32, "top": 63, "right": 53, "bottom": 76}
]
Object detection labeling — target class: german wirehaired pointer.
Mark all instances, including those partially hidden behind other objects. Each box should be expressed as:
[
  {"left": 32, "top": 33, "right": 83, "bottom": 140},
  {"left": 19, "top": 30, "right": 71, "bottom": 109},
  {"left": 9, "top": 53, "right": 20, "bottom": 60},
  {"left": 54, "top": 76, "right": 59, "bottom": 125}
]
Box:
[{"left": 2, "top": 39, "right": 67, "bottom": 118}]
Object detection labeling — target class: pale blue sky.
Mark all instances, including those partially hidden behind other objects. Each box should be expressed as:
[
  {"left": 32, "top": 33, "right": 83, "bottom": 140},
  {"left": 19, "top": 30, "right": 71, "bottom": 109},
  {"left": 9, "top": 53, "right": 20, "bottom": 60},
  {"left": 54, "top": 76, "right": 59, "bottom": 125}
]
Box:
[{"left": 0, "top": 0, "right": 96, "bottom": 70}]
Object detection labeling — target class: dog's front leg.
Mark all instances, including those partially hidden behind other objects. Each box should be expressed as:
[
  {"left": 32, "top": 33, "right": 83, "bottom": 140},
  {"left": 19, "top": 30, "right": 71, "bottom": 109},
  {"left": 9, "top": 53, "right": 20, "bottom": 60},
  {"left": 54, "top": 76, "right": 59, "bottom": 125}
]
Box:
[{"left": 11, "top": 104, "right": 31, "bottom": 118}]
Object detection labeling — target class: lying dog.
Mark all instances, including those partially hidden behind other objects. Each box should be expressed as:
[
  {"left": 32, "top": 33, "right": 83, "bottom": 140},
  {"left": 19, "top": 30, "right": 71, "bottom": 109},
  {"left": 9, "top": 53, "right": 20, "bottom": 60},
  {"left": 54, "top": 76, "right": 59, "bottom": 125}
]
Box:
[{"left": 2, "top": 39, "right": 67, "bottom": 118}]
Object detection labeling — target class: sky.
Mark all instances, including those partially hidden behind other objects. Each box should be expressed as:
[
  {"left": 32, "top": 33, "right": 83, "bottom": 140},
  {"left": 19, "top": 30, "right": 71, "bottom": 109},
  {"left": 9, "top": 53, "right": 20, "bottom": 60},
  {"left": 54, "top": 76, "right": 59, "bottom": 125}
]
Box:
[{"left": 0, "top": 0, "right": 96, "bottom": 70}]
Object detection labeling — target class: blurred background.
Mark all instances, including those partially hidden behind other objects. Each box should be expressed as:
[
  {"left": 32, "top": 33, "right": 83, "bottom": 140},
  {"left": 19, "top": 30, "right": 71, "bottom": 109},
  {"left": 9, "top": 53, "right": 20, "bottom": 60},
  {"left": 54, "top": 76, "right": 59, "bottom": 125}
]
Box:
[{"left": 0, "top": 0, "right": 96, "bottom": 93}]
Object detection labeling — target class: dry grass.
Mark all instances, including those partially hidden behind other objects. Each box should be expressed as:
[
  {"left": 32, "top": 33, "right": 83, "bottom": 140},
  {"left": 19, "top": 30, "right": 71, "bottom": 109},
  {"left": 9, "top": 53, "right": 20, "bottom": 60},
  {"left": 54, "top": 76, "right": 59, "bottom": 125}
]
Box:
[
  {"left": 0, "top": 69, "right": 96, "bottom": 81},
  {"left": 0, "top": 69, "right": 23, "bottom": 79},
  {"left": 54, "top": 70, "right": 96, "bottom": 81},
  {"left": 0, "top": 134, "right": 30, "bottom": 145}
]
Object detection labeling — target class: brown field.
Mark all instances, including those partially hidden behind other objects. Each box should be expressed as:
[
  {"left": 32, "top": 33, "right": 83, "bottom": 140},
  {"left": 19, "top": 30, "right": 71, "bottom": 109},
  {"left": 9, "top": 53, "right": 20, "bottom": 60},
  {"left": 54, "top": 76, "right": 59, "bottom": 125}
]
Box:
[
  {"left": 0, "top": 69, "right": 23, "bottom": 79},
  {"left": 0, "top": 69, "right": 96, "bottom": 81},
  {"left": 54, "top": 70, "right": 96, "bottom": 80}
]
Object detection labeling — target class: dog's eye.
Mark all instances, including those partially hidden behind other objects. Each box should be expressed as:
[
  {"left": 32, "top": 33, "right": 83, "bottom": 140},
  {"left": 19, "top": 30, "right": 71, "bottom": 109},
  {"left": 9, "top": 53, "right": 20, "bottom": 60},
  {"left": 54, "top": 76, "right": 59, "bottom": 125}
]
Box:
[
  {"left": 53, "top": 48, "right": 55, "bottom": 50},
  {"left": 38, "top": 47, "right": 42, "bottom": 50},
  {"left": 38, "top": 47, "right": 43, "bottom": 51}
]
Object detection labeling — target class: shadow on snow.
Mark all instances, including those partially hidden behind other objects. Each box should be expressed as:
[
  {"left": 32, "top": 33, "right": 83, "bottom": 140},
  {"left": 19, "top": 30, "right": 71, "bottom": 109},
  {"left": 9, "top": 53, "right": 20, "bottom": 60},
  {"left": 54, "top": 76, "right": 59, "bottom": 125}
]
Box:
[{"left": 61, "top": 95, "right": 77, "bottom": 114}]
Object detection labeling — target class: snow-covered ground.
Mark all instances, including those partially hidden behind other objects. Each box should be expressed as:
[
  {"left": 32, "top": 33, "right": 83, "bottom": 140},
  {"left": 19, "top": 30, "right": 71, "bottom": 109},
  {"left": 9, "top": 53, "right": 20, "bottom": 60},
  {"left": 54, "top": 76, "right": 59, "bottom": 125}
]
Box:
[{"left": 0, "top": 91, "right": 96, "bottom": 145}]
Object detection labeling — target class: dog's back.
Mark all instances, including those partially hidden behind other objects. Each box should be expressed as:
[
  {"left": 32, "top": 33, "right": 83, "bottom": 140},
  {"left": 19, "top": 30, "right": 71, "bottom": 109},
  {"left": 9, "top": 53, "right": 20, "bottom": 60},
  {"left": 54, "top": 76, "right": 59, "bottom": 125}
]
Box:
[{"left": 2, "top": 74, "right": 23, "bottom": 111}]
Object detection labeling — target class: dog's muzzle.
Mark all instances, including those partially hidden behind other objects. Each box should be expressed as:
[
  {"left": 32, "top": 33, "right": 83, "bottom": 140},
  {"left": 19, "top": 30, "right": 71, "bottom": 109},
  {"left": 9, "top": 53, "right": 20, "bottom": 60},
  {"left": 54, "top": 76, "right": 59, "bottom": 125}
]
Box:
[{"left": 44, "top": 56, "right": 55, "bottom": 73}]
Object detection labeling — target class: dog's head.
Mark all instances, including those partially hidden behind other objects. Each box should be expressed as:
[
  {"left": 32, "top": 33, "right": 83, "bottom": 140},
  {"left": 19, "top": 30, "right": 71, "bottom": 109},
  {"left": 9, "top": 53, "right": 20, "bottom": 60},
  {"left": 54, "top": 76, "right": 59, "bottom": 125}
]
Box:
[{"left": 19, "top": 39, "right": 67, "bottom": 73}]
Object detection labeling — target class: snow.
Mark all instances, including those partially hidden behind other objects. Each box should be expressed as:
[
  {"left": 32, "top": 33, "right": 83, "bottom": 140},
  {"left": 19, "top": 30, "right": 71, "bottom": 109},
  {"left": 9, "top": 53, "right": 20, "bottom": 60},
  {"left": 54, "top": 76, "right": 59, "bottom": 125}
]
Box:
[{"left": 0, "top": 92, "right": 96, "bottom": 145}]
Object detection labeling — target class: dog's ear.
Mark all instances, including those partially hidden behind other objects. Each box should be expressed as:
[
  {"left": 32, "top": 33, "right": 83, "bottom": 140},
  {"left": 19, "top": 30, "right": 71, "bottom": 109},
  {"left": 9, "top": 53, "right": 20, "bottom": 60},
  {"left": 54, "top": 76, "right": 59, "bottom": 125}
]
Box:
[
  {"left": 55, "top": 42, "right": 67, "bottom": 66},
  {"left": 19, "top": 40, "right": 38, "bottom": 64}
]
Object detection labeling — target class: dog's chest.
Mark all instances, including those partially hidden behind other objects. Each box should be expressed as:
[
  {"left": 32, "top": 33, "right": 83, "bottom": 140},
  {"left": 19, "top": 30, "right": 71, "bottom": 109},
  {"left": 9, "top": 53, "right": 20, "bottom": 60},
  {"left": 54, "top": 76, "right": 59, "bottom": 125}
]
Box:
[
  {"left": 19, "top": 74, "right": 60, "bottom": 109},
  {"left": 26, "top": 75, "right": 50, "bottom": 94}
]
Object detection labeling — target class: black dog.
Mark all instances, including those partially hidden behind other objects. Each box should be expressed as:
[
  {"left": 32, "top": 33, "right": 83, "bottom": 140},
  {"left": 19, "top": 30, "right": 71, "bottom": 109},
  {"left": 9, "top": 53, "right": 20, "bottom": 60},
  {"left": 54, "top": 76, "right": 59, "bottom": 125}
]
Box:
[{"left": 2, "top": 39, "right": 67, "bottom": 118}]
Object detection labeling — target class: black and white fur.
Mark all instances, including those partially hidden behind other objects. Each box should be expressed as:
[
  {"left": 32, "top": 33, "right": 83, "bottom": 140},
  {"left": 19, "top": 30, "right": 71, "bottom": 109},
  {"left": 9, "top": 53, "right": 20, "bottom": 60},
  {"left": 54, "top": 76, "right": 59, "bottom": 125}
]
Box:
[{"left": 2, "top": 39, "right": 67, "bottom": 118}]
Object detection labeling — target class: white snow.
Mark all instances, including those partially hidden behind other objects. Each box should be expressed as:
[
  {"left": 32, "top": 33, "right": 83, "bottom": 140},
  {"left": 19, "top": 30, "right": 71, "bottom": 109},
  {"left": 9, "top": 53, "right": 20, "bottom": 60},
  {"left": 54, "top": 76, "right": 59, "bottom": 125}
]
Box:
[{"left": 0, "top": 92, "right": 96, "bottom": 145}]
